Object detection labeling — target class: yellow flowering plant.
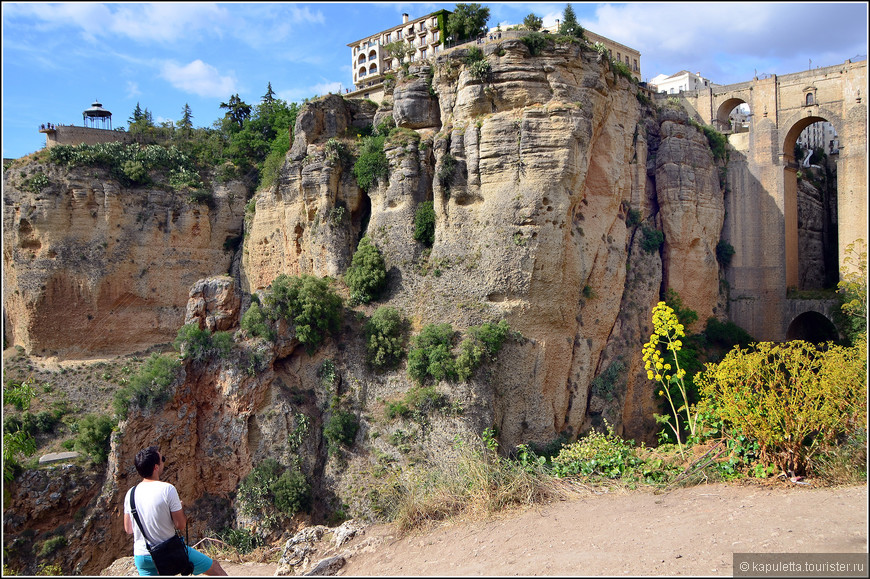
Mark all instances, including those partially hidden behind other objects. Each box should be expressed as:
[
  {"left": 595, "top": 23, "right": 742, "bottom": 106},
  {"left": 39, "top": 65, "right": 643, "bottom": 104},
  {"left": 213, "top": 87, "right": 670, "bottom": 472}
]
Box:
[{"left": 643, "top": 301, "right": 698, "bottom": 453}]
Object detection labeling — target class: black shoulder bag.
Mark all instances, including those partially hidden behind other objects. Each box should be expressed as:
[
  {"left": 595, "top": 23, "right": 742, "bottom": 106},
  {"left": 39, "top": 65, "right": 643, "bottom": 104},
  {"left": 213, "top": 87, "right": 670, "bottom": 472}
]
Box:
[{"left": 129, "top": 485, "right": 194, "bottom": 576}]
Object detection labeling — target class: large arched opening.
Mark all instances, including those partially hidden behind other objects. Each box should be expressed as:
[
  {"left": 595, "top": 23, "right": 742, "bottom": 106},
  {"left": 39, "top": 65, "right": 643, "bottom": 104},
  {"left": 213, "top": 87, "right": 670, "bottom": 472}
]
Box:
[
  {"left": 782, "top": 115, "right": 840, "bottom": 291},
  {"left": 716, "top": 98, "right": 751, "bottom": 134},
  {"left": 785, "top": 311, "right": 839, "bottom": 342}
]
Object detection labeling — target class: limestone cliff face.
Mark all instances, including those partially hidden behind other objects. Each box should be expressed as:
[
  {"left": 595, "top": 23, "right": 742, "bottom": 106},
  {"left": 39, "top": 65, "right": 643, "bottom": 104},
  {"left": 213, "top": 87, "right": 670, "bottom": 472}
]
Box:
[
  {"left": 2, "top": 38, "right": 731, "bottom": 575},
  {"left": 2, "top": 164, "right": 246, "bottom": 356},
  {"left": 242, "top": 39, "right": 726, "bottom": 445}
]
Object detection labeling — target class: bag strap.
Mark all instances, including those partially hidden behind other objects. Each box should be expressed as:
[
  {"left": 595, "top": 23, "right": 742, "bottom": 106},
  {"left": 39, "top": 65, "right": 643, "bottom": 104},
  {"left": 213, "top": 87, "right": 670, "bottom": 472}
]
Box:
[{"left": 129, "top": 484, "right": 156, "bottom": 549}]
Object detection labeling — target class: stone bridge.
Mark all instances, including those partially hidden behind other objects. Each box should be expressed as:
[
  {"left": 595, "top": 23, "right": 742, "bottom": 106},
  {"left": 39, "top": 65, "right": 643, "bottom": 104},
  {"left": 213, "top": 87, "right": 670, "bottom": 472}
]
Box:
[{"left": 665, "top": 58, "right": 867, "bottom": 342}]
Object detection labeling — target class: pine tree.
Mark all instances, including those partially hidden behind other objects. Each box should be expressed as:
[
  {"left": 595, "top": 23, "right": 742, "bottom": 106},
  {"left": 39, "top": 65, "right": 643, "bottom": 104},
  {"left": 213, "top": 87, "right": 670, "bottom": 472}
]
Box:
[
  {"left": 559, "top": 4, "right": 585, "bottom": 39},
  {"left": 179, "top": 104, "right": 194, "bottom": 131}
]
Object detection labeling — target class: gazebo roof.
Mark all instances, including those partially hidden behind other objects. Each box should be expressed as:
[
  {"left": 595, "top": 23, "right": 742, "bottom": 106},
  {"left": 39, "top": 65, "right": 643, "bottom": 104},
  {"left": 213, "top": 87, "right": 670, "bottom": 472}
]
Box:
[{"left": 84, "top": 100, "right": 111, "bottom": 118}]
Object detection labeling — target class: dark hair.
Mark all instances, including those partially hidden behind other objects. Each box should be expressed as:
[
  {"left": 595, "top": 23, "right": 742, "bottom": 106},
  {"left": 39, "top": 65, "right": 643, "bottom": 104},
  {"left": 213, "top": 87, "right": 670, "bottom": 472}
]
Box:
[{"left": 134, "top": 446, "right": 161, "bottom": 478}]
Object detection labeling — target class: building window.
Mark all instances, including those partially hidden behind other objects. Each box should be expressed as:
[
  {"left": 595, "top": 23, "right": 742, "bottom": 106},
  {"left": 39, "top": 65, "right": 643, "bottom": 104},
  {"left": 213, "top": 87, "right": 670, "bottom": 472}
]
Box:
[
  {"left": 421, "top": 48, "right": 427, "bottom": 59},
  {"left": 633, "top": 59, "right": 638, "bottom": 71},
  {"left": 386, "top": 33, "right": 391, "bottom": 43},
  {"left": 806, "top": 93, "right": 814, "bottom": 106}
]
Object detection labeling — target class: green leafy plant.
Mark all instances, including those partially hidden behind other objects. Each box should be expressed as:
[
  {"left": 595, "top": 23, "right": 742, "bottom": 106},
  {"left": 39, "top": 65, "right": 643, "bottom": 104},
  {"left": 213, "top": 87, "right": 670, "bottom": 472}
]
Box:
[
  {"left": 836, "top": 240, "right": 867, "bottom": 344},
  {"left": 324, "top": 409, "right": 359, "bottom": 454},
  {"left": 455, "top": 321, "right": 510, "bottom": 381},
  {"left": 365, "top": 306, "right": 407, "bottom": 371},
  {"left": 407, "top": 323, "right": 456, "bottom": 384},
  {"left": 240, "top": 301, "right": 274, "bottom": 341},
  {"left": 413, "top": 201, "right": 436, "bottom": 246},
  {"left": 173, "top": 324, "right": 234, "bottom": 362},
  {"left": 113, "top": 353, "right": 181, "bottom": 419},
  {"left": 263, "top": 274, "right": 343, "bottom": 354},
  {"left": 345, "top": 236, "right": 387, "bottom": 305},
  {"left": 696, "top": 338, "right": 867, "bottom": 475},
  {"left": 353, "top": 134, "right": 388, "bottom": 191},
  {"left": 74, "top": 414, "right": 115, "bottom": 463},
  {"left": 4, "top": 378, "right": 35, "bottom": 411},
  {"left": 716, "top": 240, "right": 735, "bottom": 267},
  {"left": 437, "top": 153, "right": 457, "bottom": 191},
  {"left": 552, "top": 423, "right": 644, "bottom": 479},
  {"left": 641, "top": 226, "right": 664, "bottom": 253},
  {"left": 37, "top": 536, "right": 67, "bottom": 558},
  {"left": 272, "top": 469, "right": 312, "bottom": 516}
]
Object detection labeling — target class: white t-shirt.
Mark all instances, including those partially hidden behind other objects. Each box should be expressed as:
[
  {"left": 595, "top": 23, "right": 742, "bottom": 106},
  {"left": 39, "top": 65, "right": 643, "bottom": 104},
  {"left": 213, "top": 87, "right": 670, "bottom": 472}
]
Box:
[{"left": 124, "top": 481, "right": 183, "bottom": 556}]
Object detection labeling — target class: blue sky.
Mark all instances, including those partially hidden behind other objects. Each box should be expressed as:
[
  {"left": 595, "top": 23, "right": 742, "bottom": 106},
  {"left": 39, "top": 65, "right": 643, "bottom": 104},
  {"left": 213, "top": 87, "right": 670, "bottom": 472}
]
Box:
[{"left": 2, "top": 2, "right": 867, "bottom": 159}]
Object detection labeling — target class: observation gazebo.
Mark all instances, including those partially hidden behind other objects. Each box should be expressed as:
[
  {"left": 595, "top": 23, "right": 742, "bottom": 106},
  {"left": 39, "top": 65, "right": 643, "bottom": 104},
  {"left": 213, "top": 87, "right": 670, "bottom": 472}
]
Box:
[{"left": 83, "top": 100, "right": 112, "bottom": 129}]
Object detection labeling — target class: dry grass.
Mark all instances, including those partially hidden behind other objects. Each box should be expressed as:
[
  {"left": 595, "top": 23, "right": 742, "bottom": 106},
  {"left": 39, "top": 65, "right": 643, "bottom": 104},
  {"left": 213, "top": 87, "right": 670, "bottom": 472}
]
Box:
[{"left": 385, "top": 438, "right": 564, "bottom": 533}]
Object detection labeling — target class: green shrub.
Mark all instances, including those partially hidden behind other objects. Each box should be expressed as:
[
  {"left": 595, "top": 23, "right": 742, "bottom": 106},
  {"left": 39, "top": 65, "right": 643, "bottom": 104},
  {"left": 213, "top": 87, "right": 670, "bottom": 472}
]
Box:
[
  {"left": 37, "top": 536, "right": 67, "bottom": 557},
  {"left": 716, "top": 240, "right": 735, "bottom": 267},
  {"left": 696, "top": 338, "right": 867, "bottom": 475},
  {"left": 4, "top": 379, "right": 35, "bottom": 411},
  {"left": 323, "top": 409, "right": 359, "bottom": 454},
  {"left": 365, "top": 306, "right": 406, "bottom": 371},
  {"left": 626, "top": 207, "right": 642, "bottom": 228},
  {"left": 215, "top": 527, "right": 263, "bottom": 555},
  {"left": 552, "top": 424, "right": 644, "bottom": 479},
  {"left": 407, "top": 324, "right": 456, "bottom": 384},
  {"left": 173, "top": 324, "right": 213, "bottom": 362},
  {"left": 521, "top": 31, "right": 549, "bottom": 56},
  {"left": 263, "top": 274, "right": 343, "bottom": 353},
  {"left": 74, "top": 414, "right": 115, "bottom": 463},
  {"left": 237, "top": 459, "right": 282, "bottom": 530},
  {"left": 345, "top": 236, "right": 387, "bottom": 305},
  {"left": 353, "top": 134, "right": 388, "bottom": 191},
  {"left": 23, "top": 172, "right": 51, "bottom": 193},
  {"left": 436, "top": 154, "right": 457, "bottom": 190},
  {"left": 703, "top": 317, "right": 754, "bottom": 349},
  {"left": 455, "top": 321, "right": 510, "bottom": 381},
  {"left": 272, "top": 469, "right": 311, "bottom": 516},
  {"left": 464, "top": 46, "right": 485, "bottom": 65},
  {"left": 385, "top": 386, "right": 450, "bottom": 421},
  {"left": 413, "top": 201, "right": 436, "bottom": 246},
  {"left": 641, "top": 226, "right": 664, "bottom": 253},
  {"left": 113, "top": 353, "right": 181, "bottom": 419},
  {"left": 240, "top": 302, "right": 274, "bottom": 341},
  {"left": 468, "top": 59, "right": 491, "bottom": 82}
]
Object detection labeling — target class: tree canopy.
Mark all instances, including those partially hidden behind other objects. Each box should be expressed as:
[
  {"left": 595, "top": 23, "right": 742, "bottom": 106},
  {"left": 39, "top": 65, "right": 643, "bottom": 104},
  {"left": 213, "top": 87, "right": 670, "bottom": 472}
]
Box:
[
  {"left": 558, "top": 4, "right": 585, "bottom": 39},
  {"left": 446, "top": 3, "right": 490, "bottom": 42},
  {"left": 523, "top": 13, "right": 543, "bottom": 31}
]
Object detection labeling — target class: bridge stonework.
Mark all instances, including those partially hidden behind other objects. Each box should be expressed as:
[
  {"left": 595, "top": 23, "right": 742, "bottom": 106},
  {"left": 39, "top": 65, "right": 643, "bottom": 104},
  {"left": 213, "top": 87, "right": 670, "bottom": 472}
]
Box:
[{"left": 664, "top": 59, "right": 867, "bottom": 341}]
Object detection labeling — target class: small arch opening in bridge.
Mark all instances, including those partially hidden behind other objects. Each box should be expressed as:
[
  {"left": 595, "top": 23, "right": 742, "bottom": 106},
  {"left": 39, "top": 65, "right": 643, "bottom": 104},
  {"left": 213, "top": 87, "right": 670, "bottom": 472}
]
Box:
[
  {"left": 716, "top": 98, "right": 751, "bottom": 134},
  {"left": 783, "top": 116, "right": 840, "bottom": 291},
  {"left": 786, "top": 311, "right": 839, "bottom": 343}
]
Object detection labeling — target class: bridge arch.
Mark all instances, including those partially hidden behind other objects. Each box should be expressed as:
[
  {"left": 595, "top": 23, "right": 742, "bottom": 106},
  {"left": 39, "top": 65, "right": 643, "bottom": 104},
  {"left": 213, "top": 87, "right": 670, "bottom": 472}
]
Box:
[
  {"left": 780, "top": 110, "right": 844, "bottom": 290},
  {"left": 785, "top": 310, "right": 839, "bottom": 342},
  {"left": 716, "top": 97, "right": 749, "bottom": 132}
]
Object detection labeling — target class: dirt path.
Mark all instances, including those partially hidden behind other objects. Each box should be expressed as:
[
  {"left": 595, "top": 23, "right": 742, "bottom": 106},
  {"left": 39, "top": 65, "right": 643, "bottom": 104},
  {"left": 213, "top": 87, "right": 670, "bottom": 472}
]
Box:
[
  {"left": 335, "top": 481, "right": 867, "bottom": 576},
  {"left": 124, "top": 481, "right": 867, "bottom": 576}
]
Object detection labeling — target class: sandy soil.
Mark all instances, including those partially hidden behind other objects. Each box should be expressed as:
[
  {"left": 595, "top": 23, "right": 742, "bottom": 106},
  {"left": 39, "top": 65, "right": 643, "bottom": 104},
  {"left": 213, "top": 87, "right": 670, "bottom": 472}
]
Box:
[{"left": 211, "top": 480, "right": 867, "bottom": 576}]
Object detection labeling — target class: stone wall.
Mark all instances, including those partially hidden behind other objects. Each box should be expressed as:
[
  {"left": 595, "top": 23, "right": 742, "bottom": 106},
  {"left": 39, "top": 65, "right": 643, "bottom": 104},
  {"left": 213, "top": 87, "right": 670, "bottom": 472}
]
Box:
[{"left": 42, "top": 125, "right": 154, "bottom": 149}]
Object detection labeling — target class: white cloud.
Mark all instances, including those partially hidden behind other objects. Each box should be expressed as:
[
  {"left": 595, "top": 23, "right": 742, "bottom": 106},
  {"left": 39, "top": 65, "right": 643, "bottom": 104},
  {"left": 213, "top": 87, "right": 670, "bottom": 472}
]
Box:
[
  {"left": 108, "top": 3, "right": 228, "bottom": 43},
  {"left": 126, "top": 81, "right": 142, "bottom": 98},
  {"left": 160, "top": 60, "right": 237, "bottom": 98}
]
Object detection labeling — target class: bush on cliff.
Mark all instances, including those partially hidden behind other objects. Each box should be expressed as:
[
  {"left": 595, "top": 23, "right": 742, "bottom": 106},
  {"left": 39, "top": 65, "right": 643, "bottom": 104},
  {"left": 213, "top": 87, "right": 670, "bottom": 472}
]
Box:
[
  {"left": 413, "top": 201, "right": 436, "bottom": 246},
  {"left": 353, "top": 134, "right": 388, "bottom": 192},
  {"left": 112, "top": 353, "right": 181, "bottom": 419},
  {"left": 365, "top": 306, "right": 407, "bottom": 371},
  {"left": 345, "top": 236, "right": 387, "bottom": 305},
  {"left": 73, "top": 413, "right": 115, "bottom": 463},
  {"left": 263, "top": 274, "right": 343, "bottom": 354}
]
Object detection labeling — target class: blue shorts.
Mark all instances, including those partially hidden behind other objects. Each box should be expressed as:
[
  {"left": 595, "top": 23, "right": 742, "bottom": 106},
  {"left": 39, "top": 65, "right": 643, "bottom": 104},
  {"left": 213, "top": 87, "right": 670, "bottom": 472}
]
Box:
[{"left": 133, "top": 546, "right": 214, "bottom": 576}]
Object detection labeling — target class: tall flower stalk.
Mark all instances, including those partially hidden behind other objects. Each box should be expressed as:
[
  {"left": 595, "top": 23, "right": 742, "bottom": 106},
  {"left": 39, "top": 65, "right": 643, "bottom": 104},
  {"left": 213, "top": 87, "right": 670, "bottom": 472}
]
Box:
[{"left": 643, "top": 302, "right": 697, "bottom": 453}]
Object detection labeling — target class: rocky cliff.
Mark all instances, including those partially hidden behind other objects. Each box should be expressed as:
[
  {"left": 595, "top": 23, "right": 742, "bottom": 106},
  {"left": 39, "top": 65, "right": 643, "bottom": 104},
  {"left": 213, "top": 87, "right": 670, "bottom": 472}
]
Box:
[
  {"left": 3, "top": 164, "right": 246, "bottom": 356},
  {"left": 2, "top": 37, "right": 728, "bottom": 575}
]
